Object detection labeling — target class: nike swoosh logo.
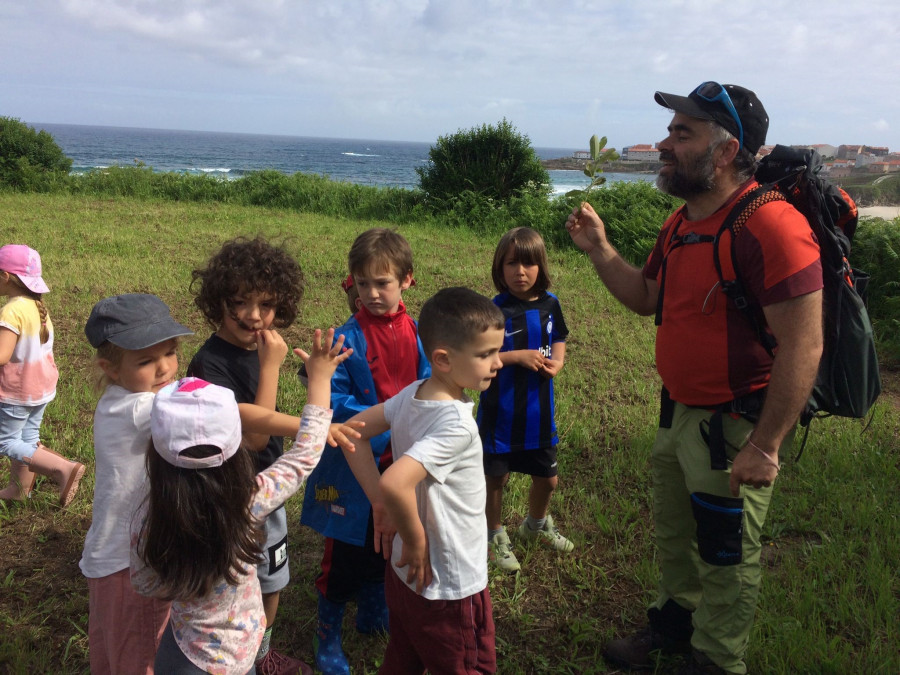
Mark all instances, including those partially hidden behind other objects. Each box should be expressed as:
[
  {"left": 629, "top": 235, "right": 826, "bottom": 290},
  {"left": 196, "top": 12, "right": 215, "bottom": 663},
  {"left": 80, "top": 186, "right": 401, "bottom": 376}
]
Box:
[{"left": 505, "top": 329, "right": 522, "bottom": 337}]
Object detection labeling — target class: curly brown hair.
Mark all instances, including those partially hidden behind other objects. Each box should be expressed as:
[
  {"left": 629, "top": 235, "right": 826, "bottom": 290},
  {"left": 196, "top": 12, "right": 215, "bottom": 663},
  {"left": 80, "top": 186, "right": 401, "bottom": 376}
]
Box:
[{"left": 190, "top": 236, "right": 305, "bottom": 329}]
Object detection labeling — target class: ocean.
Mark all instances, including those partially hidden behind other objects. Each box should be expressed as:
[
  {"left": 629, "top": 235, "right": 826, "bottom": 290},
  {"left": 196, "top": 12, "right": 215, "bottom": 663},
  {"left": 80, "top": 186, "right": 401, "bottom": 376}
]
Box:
[{"left": 33, "top": 123, "right": 651, "bottom": 197}]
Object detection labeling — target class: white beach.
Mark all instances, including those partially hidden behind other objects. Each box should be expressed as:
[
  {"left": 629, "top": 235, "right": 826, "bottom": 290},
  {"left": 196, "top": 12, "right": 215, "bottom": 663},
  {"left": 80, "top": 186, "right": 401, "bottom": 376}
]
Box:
[{"left": 859, "top": 206, "right": 900, "bottom": 220}]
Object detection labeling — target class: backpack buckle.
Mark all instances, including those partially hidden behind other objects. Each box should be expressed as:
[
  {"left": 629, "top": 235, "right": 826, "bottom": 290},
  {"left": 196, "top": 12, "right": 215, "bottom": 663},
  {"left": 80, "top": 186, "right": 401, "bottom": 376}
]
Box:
[{"left": 683, "top": 232, "right": 702, "bottom": 244}]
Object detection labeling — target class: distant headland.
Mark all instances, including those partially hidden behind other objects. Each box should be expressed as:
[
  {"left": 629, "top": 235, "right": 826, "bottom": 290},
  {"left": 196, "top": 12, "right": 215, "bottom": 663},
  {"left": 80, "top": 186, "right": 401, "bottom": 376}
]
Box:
[{"left": 541, "top": 157, "right": 661, "bottom": 173}]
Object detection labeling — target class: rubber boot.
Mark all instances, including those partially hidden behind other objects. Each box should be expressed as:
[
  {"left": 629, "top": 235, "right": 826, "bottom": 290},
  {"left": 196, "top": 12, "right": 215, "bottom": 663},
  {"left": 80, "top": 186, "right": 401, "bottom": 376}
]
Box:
[
  {"left": 314, "top": 593, "right": 350, "bottom": 675},
  {"left": 0, "top": 458, "right": 37, "bottom": 500},
  {"left": 355, "top": 581, "right": 389, "bottom": 635},
  {"left": 23, "top": 444, "right": 85, "bottom": 507}
]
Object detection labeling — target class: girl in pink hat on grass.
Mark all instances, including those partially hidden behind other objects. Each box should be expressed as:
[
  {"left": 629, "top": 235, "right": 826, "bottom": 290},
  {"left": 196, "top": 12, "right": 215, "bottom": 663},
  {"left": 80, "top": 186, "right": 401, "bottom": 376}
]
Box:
[{"left": 0, "top": 244, "right": 85, "bottom": 506}]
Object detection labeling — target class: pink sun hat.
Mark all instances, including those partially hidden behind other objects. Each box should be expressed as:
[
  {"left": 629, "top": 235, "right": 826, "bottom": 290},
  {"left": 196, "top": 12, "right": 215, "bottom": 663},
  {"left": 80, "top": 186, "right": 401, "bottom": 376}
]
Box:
[{"left": 0, "top": 245, "right": 50, "bottom": 294}]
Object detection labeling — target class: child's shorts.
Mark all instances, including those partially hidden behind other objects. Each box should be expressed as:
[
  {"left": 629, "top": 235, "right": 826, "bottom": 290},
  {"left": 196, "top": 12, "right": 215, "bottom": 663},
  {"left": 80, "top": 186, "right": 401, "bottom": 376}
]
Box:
[
  {"left": 483, "top": 446, "right": 558, "bottom": 478},
  {"left": 382, "top": 569, "right": 496, "bottom": 674},
  {"left": 257, "top": 505, "right": 290, "bottom": 593}
]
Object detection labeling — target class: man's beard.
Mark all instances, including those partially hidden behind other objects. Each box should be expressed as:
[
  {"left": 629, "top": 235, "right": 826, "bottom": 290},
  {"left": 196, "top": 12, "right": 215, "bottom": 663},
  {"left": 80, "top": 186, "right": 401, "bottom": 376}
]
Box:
[{"left": 656, "top": 145, "right": 716, "bottom": 199}]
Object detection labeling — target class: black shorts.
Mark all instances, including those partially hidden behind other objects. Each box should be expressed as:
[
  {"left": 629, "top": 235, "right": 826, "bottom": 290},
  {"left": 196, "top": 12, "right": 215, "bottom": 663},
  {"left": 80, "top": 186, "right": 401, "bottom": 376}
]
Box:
[{"left": 483, "top": 446, "right": 558, "bottom": 478}]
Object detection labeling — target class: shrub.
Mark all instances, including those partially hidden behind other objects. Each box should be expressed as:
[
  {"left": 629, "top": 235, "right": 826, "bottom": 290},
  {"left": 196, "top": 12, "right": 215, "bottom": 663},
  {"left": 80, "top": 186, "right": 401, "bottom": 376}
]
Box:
[
  {"left": 417, "top": 119, "right": 550, "bottom": 206},
  {"left": 853, "top": 216, "right": 900, "bottom": 363},
  {"left": 0, "top": 117, "right": 72, "bottom": 191},
  {"left": 583, "top": 181, "right": 682, "bottom": 264}
]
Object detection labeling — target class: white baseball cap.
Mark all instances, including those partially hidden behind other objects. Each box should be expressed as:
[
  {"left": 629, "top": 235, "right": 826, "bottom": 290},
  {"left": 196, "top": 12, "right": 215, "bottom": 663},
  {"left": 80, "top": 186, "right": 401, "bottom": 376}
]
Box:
[{"left": 151, "top": 378, "right": 242, "bottom": 469}]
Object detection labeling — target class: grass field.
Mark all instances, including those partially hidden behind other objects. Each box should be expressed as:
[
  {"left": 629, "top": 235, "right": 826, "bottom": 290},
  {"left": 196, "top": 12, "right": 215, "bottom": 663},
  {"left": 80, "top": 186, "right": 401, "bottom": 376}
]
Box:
[{"left": 0, "top": 193, "right": 897, "bottom": 674}]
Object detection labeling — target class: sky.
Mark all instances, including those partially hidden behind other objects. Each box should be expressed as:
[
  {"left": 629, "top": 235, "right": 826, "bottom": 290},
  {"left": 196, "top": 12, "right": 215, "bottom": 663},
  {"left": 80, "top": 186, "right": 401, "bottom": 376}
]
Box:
[{"left": 2, "top": 0, "right": 898, "bottom": 151}]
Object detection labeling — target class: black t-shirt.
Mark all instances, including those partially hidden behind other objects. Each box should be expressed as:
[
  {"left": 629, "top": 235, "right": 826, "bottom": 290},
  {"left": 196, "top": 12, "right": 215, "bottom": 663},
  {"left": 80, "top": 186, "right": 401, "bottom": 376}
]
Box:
[{"left": 187, "top": 334, "right": 283, "bottom": 470}]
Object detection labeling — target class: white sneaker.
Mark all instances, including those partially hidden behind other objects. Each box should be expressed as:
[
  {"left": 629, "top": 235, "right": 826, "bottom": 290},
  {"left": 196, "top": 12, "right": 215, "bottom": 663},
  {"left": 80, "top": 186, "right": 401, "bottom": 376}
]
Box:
[
  {"left": 488, "top": 529, "right": 521, "bottom": 573},
  {"left": 518, "top": 514, "right": 574, "bottom": 553}
]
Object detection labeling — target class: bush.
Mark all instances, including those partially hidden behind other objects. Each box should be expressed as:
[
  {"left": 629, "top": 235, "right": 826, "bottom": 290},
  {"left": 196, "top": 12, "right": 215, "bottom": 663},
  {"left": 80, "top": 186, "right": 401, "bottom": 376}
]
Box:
[
  {"left": 0, "top": 117, "right": 72, "bottom": 191},
  {"left": 584, "top": 181, "right": 682, "bottom": 264},
  {"left": 417, "top": 119, "right": 550, "bottom": 206},
  {"left": 853, "top": 216, "right": 900, "bottom": 363}
]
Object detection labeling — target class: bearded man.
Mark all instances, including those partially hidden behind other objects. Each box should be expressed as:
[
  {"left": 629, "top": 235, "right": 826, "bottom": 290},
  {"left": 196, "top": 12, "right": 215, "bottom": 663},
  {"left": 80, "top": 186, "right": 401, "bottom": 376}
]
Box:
[{"left": 566, "top": 83, "right": 823, "bottom": 674}]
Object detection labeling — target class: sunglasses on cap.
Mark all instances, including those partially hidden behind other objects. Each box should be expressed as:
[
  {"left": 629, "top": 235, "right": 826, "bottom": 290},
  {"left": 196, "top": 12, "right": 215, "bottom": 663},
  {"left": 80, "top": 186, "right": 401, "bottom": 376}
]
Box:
[{"left": 694, "top": 81, "right": 744, "bottom": 151}]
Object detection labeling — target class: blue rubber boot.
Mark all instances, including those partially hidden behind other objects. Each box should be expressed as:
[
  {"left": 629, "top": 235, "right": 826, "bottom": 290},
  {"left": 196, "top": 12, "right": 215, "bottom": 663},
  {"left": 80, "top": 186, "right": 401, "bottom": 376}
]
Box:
[
  {"left": 314, "top": 593, "right": 350, "bottom": 675},
  {"left": 355, "top": 581, "right": 389, "bottom": 635}
]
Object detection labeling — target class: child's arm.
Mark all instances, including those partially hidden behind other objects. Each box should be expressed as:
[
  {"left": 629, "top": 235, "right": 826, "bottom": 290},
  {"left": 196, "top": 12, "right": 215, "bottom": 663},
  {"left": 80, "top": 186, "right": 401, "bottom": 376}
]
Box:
[
  {"left": 500, "top": 349, "right": 545, "bottom": 371},
  {"left": 242, "top": 329, "right": 288, "bottom": 452},
  {"left": 541, "top": 341, "right": 567, "bottom": 378},
  {"left": 253, "top": 330, "right": 351, "bottom": 516},
  {"left": 0, "top": 327, "right": 17, "bottom": 366},
  {"left": 335, "top": 405, "right": 397, "bottom": 557},
  {"left": 240, "top": 404, "right": 360, "bottom": 451},
  {"left": 380, "top": 455, "right": 432, "bottom": 594}
]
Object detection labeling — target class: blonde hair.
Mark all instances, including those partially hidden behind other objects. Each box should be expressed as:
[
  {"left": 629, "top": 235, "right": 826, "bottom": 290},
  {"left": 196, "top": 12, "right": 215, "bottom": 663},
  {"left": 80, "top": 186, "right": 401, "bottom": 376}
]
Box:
[
  {"left": 5, "top": 274, "right": 50, "bottom": 344},
  {"left": 94, "top": 341, "right": 126, "bottom": 391}
]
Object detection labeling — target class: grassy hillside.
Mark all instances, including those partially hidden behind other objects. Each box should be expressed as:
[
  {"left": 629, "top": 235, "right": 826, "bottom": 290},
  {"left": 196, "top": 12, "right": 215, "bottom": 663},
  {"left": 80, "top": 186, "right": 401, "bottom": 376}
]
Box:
[{"left": 0, "top": 193, "right": 897, "bottom": 674}]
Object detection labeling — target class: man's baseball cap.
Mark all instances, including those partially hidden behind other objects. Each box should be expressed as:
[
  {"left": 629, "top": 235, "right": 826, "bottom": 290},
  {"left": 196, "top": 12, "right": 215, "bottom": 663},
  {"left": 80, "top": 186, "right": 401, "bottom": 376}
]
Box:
[
  {"left": 654, "top": 82, "right": 769, "bottom": 155},
  {"left": 85, "top": 293, "right": 193, "bottom": 349},
  {"left": 151, "top": 378, "right": 242, "bottom": 469}
]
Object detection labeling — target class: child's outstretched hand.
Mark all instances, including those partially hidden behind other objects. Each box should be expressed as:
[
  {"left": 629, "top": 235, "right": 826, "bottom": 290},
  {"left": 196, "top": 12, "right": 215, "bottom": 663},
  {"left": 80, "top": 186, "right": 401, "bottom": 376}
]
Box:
[
  {"left": 295, "top": 328, "right": 352, "bottom": 408},
  {"left": 328, "top": 421, "right": 364, "bottom": 453}
]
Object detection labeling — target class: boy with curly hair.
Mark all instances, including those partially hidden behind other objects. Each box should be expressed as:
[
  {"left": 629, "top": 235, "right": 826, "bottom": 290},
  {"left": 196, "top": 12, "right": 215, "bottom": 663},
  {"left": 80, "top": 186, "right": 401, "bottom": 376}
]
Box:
[{"left": 187, "top": 235, "right": 311, "bottom": 675}]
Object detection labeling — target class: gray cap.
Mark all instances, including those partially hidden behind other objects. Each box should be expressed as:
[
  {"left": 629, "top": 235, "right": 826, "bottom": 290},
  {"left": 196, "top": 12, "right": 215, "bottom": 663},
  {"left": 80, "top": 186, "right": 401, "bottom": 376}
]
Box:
[{"left": 85, "top": 294, "right": 193, "bottom": 349}]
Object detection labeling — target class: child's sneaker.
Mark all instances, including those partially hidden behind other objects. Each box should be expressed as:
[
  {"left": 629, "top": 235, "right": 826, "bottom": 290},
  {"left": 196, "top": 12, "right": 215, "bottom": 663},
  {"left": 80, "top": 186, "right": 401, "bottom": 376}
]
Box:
[
  {"left": 518, "top": 514, "right": 574, "bottom": 553},
  {"left": 488, "top": 529, "right": 521, "bottom": 573}
]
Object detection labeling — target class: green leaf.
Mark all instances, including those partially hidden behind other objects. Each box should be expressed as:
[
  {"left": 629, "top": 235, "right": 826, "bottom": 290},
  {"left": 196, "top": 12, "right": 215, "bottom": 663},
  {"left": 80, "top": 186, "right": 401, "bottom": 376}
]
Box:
[{"left": 590, "top": 135, "right": 600, "bottom": 160}]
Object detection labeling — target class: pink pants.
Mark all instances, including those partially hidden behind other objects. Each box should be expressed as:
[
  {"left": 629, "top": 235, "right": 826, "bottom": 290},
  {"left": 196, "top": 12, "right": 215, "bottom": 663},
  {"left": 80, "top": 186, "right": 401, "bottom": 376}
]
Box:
[
  {"left": 379, "top": 568, "right": 496, "bottom": 674},
  {"left": 87, "top": 568, "right": 170, "bottom": 675}
]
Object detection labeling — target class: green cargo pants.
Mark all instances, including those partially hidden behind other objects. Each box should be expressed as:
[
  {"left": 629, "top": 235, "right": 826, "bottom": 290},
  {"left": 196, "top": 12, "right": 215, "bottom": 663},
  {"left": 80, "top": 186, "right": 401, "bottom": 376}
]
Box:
[{"left": 648, "top": 401, "right": 788, "bottom": 674}]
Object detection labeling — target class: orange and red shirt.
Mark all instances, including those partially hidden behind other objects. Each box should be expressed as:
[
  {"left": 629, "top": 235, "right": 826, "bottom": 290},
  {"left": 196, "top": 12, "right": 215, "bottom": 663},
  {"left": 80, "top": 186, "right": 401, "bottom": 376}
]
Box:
[{"left": 643, "top": 181, "right": 822, "bottom": 406}]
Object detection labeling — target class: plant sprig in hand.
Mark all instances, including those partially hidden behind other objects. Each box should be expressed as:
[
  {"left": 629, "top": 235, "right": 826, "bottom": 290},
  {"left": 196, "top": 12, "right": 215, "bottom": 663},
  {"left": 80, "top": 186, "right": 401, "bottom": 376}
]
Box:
[{"left": 566, "top": 135, "right": 619, "bottom": 205}]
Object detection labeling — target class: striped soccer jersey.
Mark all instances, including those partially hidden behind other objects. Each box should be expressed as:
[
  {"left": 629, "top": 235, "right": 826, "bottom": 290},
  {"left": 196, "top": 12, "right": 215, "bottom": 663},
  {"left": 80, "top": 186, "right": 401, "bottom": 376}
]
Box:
[{"left": 477, "top": 291, "right": 568, "bottom": 454}]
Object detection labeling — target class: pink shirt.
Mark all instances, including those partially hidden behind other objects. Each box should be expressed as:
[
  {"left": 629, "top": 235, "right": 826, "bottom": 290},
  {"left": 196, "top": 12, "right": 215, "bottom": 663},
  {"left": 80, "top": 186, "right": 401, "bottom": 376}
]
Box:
[
  {"left": 131, "top": 405, "right": 331, "bottom": 675},
  {"left": 0, "top": 296, "right": 58, "bottom": 406}
]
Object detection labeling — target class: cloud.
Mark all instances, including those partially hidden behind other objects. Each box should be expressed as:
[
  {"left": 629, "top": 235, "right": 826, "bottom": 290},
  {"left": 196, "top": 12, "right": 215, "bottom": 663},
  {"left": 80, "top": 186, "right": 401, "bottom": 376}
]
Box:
[{"left": 1, "top": 0, "right": 898, "bottom": 148}]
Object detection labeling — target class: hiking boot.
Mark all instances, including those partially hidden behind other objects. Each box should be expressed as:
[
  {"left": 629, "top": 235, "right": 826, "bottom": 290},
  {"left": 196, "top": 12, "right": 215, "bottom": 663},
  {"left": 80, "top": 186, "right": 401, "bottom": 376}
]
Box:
[
  {"left": 678, "top": 650, "right": 728, "bottom": 675},
  {"left": 604, "top": 625, "right": 692, "bottom": 670},
  {"left": 255, "top": 648, "right": 313, "bottom": 675},
  {"left": 517, "top": 514, "right": 574, "bottom": 553},
  {"left": 488, "top": 529, "right": 521, "bottom": 573}
]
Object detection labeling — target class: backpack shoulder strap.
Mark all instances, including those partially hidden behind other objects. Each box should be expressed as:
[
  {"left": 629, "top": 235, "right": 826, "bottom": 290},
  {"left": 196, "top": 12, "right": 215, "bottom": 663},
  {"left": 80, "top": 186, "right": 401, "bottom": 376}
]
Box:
[{"left": 713, "top": 186, "right": 787, "bottom": 355}]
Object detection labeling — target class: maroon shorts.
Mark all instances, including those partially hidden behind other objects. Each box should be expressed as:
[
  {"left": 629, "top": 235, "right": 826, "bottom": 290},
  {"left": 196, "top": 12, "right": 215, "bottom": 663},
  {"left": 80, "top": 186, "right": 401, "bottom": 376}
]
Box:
[{"left": 379, "top": 568, "right": 496, "bottom": 674}]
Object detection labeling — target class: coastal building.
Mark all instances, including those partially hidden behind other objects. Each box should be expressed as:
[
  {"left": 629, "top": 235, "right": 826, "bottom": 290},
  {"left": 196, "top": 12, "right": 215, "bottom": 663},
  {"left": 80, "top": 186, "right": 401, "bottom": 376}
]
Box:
[
  {"left": 621, "top": 144, "right": 660, "bottom": 162},
  {"left": 805, "top": 144, "right": 838, "bottom": 158}
]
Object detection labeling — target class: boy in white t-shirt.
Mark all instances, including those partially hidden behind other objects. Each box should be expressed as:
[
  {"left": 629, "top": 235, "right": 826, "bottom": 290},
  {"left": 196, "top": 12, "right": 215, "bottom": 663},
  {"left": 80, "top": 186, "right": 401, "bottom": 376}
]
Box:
[
  {"left": 80, "top": 294, "right": 193, "bottom": 675},
  {"left": 336, "top": 287, "right": 505, "bottom": 674}
]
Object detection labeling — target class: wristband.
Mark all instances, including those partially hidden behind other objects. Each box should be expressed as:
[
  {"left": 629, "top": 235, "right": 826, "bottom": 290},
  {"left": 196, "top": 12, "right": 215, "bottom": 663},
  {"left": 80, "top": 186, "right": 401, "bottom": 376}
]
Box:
[{"left": 746, "top": 439, "right": 780, "bottom": 471}]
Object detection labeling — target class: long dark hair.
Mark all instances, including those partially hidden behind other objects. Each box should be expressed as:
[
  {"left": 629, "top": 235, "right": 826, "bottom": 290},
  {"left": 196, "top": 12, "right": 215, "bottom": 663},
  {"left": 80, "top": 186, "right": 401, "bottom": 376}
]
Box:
[{"left": 138, "top": 444, "right": 262, "bottom": 601}]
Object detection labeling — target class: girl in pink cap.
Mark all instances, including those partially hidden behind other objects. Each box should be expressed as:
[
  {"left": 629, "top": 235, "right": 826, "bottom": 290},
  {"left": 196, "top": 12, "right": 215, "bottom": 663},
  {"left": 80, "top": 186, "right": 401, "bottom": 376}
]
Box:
[{"left": 0, "top": 244, "right": 85, "bottom": 506}]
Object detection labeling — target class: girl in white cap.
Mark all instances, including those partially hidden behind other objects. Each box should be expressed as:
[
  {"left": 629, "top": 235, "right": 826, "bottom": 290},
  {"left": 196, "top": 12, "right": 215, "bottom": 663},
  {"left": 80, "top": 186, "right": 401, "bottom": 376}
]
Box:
[
  {"left": 131, "top": 328, "right": 355, "bottom": 675},
  {"left": 0, "top": 244, "right": 84, "bottom": 506}
]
